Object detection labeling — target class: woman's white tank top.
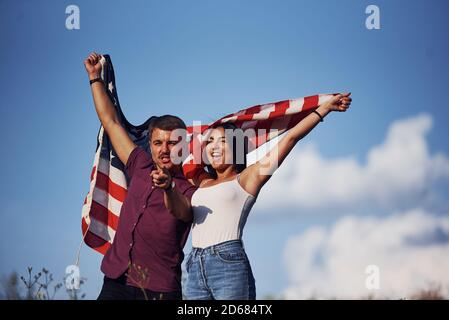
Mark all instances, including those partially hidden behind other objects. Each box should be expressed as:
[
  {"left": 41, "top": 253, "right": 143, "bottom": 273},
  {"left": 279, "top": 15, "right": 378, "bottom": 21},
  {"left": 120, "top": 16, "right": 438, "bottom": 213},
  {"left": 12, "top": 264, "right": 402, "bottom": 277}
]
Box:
[{"left": 191, "top": 176, "right": 256, "bottom": 249}]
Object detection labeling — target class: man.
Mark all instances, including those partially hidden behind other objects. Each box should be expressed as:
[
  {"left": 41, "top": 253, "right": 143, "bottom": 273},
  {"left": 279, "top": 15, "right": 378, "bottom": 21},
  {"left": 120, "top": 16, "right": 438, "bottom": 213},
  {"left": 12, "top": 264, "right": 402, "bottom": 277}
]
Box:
[{"left": 84, "top": 52, "right": 196, "bottom": 300}]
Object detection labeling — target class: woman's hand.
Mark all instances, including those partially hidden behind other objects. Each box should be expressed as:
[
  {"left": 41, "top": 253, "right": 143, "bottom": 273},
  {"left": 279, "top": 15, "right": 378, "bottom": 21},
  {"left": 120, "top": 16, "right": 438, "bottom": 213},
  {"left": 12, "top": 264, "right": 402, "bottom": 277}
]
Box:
[
  {"left": 83, "top": 52, "right": 103, "bottom": 79},
  {"left": 321, "top": 92, "right": 352, "bottom": 112}
]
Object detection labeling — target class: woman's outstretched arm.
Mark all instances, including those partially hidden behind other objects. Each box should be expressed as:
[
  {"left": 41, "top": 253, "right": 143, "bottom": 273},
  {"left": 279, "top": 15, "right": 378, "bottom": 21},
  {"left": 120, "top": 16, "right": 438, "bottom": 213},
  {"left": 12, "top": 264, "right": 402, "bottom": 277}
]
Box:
[{"left": 239, "top": 93, "right": 352, "bottom": 196}]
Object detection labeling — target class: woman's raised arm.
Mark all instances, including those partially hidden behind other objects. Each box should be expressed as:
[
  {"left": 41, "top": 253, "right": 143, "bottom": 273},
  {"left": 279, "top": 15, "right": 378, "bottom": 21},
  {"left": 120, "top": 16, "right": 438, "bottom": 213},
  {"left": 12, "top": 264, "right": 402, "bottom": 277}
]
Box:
[{"left": 239, "top": 93, "right": 352, "bottom": 196}]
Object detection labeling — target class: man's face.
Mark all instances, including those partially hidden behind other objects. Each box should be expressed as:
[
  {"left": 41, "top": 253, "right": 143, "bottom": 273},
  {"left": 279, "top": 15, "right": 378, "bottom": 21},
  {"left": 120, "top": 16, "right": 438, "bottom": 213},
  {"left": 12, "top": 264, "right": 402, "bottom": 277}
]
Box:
[{"left": 149, "top": 128, "right": 184, "bottom": 171}]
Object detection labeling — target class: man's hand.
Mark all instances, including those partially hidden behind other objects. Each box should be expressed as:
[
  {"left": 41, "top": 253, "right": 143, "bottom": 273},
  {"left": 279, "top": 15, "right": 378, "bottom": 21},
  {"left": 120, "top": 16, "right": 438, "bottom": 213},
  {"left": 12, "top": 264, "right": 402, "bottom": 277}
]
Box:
[
  {"left": 150, "top": 166, "right": 173, "bottom": 190},
  {"left": 321, "top": 92, "right": 352, "bottom": 112},
  {"left": 84, "top": 52, "right": 103, "bottom": 80},
  {"left": 154, "top": 165, "right": 193, "bottom": 222}
]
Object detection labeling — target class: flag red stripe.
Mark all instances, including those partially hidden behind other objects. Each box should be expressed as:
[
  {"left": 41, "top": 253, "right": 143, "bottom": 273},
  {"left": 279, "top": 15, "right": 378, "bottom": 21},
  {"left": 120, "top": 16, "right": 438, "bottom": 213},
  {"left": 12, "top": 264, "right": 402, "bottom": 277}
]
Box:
[
  {"left": 303, "top": 95, "right": 319, "bottom": 110},
  {"left": 96, "top": 171, "right": 127, "bottom": 202},
  {"left": 268, "top": 100, "right": 290, "bottom": 118},
  {"left": 82, "top": 217, "right": 111, "bottom": 254},
  {"left": 90, "top": 200, "right": 120, "bottom": 230}
]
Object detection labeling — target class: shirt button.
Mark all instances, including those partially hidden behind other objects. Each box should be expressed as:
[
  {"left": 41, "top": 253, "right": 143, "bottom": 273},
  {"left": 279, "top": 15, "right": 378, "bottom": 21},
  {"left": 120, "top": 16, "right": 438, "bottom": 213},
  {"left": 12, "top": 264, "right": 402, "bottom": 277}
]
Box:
[{"left": 129, "top": 243, "right": 133, "bottom": 247}]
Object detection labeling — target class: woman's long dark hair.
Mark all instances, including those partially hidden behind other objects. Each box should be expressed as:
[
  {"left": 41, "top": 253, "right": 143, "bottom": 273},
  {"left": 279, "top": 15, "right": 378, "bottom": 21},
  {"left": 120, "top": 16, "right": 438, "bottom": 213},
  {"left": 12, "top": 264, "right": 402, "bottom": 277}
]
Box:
[{"left": 205, "top": 122, "right": 248, "bottom": 179}]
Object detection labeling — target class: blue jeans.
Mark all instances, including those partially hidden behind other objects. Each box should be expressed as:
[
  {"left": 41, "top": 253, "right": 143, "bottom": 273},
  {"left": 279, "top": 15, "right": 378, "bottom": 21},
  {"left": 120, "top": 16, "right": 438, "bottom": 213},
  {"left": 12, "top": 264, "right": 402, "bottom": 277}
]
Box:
[{"left": 184, "top": 240, "right": 256, "bottom": 300}]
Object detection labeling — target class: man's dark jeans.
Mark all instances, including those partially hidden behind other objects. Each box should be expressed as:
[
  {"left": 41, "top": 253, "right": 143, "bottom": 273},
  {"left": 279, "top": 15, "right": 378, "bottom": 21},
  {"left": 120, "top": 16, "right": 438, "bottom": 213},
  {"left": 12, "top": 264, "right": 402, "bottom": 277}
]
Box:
[{"left": 97, "top": 274, "right": 182, "bottom": 300}]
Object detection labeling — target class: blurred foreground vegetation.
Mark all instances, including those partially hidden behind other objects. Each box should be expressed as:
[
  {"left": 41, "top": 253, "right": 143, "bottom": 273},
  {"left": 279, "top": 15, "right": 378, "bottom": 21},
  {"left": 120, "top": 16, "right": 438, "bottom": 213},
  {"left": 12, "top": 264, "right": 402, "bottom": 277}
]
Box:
[
  {"left": 0, "top": 267, "right": 86, "bottom": 300},
  {"left": 1, "top": 267, "right": 446, "bottom": 300}
]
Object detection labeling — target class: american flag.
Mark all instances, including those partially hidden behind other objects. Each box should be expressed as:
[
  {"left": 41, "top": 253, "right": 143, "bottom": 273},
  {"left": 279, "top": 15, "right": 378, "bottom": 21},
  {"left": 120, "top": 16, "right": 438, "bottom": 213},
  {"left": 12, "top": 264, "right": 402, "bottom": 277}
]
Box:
[{"left": 81, "top": 54, "right": 335, "bottom": 254}]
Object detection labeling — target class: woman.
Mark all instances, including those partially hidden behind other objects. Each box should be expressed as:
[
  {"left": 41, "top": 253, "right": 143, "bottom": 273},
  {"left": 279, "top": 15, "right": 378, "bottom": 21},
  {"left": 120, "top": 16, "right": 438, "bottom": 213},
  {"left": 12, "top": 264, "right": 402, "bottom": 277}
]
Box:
[{"left": 154, "top": 93, "right": 352, "bottom": 299}]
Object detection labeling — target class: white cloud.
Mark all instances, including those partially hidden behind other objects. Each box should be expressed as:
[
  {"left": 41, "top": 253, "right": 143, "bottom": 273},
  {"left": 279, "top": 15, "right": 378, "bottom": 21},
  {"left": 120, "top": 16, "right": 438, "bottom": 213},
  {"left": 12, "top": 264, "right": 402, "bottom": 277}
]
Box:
[
  {"left": 283, "top": 208, "right": 449, "bottom": 299},
  {"left": 253, "top": 114, "right": 449, "bottom": 210}
]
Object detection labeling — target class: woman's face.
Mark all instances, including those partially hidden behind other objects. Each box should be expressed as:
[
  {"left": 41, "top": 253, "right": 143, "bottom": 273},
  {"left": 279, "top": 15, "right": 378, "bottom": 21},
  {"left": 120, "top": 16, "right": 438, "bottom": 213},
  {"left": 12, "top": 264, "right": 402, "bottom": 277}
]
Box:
[{"left": 205, "top": 127, "right": 234, "bottom": 171}]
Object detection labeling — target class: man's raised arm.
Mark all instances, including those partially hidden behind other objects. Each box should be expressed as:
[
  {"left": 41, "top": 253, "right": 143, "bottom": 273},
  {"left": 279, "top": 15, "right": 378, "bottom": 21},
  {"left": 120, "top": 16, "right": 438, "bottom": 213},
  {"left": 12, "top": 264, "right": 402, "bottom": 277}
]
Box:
[{"left": 84, "top": 52, "right": 136, "bottom": 165}]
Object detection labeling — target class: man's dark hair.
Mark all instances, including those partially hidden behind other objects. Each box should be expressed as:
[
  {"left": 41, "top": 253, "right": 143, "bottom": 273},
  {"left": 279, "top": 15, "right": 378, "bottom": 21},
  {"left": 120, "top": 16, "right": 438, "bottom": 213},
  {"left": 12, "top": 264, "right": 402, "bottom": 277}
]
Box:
[
  {"left": 206, "top": 122, "right": 248, "bottom": 179},
  {"left": 148, "top": 115, "right": 187, "bottom": 140}
]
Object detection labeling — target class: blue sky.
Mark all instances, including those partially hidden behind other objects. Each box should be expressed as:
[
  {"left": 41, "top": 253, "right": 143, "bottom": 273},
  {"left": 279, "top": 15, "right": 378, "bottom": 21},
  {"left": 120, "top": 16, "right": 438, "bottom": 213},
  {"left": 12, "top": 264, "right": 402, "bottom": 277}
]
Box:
[{"left": 1, "top": 0, "right": 449, "bottom": 299}]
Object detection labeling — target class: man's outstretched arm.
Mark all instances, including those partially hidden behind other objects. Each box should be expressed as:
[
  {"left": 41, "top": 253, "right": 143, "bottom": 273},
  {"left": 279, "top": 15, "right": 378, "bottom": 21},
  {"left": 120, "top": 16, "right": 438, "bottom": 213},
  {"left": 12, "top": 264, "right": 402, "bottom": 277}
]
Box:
[
  {"left": 84, "top": 52, "right": 136, "bottom": 165},
  {"left": 151, "top": 167, "right": 193, "bottom": 222}
]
